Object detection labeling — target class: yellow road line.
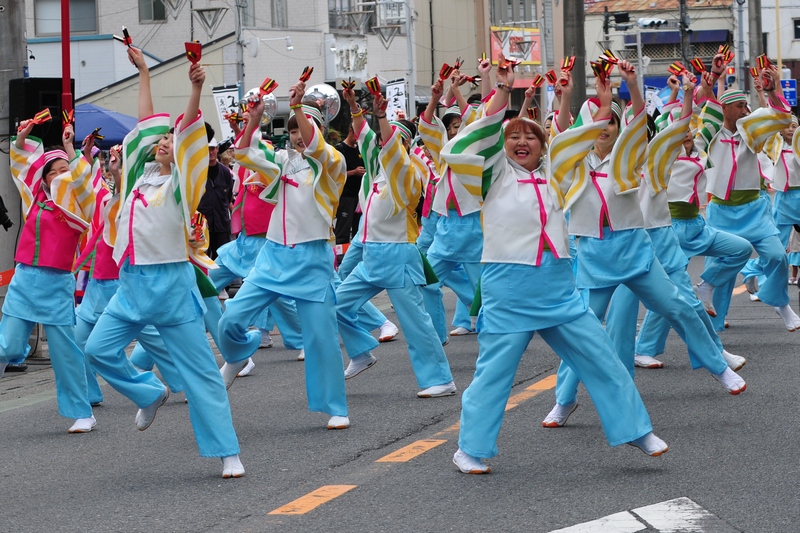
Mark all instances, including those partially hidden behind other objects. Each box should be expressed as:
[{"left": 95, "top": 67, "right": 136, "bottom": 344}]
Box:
[
  {"left": 268, "top": 374, "right": 557, "bottom": 516},
  {"left": 376, "top": 439, "right": 447, "bottom": 462},
  {"left": 268, "top": 485, "right": 357, "bottom": 515}
]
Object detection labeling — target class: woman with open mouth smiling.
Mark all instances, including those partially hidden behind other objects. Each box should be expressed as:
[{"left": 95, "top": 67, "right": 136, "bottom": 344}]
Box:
[{"left": 441, "top": 54, "right": 664, "bottom": 474}]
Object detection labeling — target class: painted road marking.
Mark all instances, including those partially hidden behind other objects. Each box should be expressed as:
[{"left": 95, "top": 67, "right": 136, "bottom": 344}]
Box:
[
  {"left": 376, "top": 439, "right": 447, "bottom": 462},
  {"left": 632, "top": 497, "right": 736, "bottom": 532},
  {"left": 268, "top": 485, "right": 357, "bottom": 515},
  {"left": 550, "top": 511, "right": 646, "bottom": 532},
  {"left": 550, "top": 497, "right": 737, "bottom": 532},
  {"left": 268, "top": 374, "right": 556, "bottom": 516}
]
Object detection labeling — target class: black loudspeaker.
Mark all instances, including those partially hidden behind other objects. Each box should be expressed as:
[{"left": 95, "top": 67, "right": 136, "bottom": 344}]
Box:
[{"left": 9, "top": 77, "right": 74, "bottom": 148}]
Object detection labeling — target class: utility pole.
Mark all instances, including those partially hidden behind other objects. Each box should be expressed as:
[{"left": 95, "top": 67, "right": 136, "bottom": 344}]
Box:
[
  {"left": 679, "top": 0, "right": 690, "bottom": 64},
  {"left": 0, "top": 2, "right": 27, "bottom": 281},
  {"left": 748, "top": 0, "right": 763, "bottom": 107},
  {"left": 736, "top": 0, "right": 745, "bottom": 89},
  {"left": 563, "top": 0, "right": 586, "bottom": 116}
]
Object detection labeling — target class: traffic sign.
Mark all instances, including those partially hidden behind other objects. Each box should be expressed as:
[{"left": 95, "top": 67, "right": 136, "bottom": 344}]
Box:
[{"left": 781, "top": 79, "right": 797, "bottom": 107}]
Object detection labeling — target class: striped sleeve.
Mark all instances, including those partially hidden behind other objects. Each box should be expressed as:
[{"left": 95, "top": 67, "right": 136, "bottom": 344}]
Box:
[
  {"left": 9, "top": 135, "right": 44, "bottom": 218},
  {"left": 356, "top": 122, "right": 381, "bottom": 204},
  {"left": 461, "top": 105, "right": 479, "bottom": 127},
  {"left": 174, "top": 111, "right": 215, "bottom": 270},
  {"left": 418, "top": 115, "right": 447, "bottom": 173},
  {"left": 697, "top": 99, "right": 723, "bottom": 151},
  {"left": 739, "top": 102, "right": 791, "bottom": 154},
  {"left": 103, "top": 194, "right": 121, "bottom": 247},
  {"left": 553, "top": 117, "right": 610, "bottom": 208},
  {"left": 49, "top": 154, "right": 96, "bottom": 231},
  {"left": 237, "top": 130, "right": 282, "bottom": 203},
  {"left": 610, "top": 107, "right": 647, "bottom": 194},
  {"left": 410, "top": 147, "right": 432, "bottom": 190},
  {"left": 440, "top": 104, "right": 506, "bottom": 201},
  {"left": 765, "top": 133, "right": 782, "bottom": 163},
  {"left": 304, "top": 123, "right": 346, "bottom": 222},
  {"left": 121, "top": 114, "right": 171, "bottom": 205},
  {"left": 380, "top": 126, "right": 421, "bottom": 216},
  {"left": 646, "top": 115, "right": 691, "bottom": 195},
  {"left": 794, "top": 124, "right": 800, "bottom": 164}
]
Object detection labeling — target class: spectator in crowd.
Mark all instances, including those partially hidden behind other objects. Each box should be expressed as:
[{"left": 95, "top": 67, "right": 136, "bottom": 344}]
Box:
[
  {"left": 197, "top": 129, "right": 235, "bottom": 260},
  {"left": 334, "top": 124, "right": 366, "bottom": 247}
]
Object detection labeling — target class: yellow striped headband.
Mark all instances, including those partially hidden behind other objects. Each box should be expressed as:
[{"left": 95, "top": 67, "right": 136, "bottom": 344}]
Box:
[{"left": 389, "top": 121, "right": 413, "bottom": 142}]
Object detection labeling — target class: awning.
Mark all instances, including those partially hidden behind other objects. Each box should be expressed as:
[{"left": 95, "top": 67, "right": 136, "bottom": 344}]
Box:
[
  {"left": 624, "top": 29, "right": 731, "bottom": 46},
  {"left": 415, "top": 84, "right": 432, "bottom": 104}
]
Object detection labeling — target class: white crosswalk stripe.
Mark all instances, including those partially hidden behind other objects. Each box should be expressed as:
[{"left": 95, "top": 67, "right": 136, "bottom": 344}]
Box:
[{"left": 550, "top": 498, "right": 738, "bottom": 532}]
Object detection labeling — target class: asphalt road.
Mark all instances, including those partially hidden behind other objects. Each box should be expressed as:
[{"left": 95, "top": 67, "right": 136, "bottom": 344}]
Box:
[{"left": 2, "top": 258, "right": 799, "bottom": 532}]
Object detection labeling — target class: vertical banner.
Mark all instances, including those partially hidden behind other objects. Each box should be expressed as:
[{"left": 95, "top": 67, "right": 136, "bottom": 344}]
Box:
[
  {"left": 385, "top": 79, "right": 408, "bottom": 120},
  {"left": 211, "top": 85, "right": 241, "bottom": 141}
]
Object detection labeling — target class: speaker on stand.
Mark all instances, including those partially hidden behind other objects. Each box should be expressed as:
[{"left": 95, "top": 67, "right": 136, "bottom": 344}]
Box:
[{"left": 8, "top": 77, "right": 74, "bottom": 148}]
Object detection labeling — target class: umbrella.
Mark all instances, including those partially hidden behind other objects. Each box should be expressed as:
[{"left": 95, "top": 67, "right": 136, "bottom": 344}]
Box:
[{"left": 74, "top": 104, "right": 139, "bottom": 149}]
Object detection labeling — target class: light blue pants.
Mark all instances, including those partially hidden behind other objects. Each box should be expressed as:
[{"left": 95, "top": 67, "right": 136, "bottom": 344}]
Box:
[
  {"left": 609, "top": 269, "right": 726, "bottom": 371},
  {"left": 124, "top": 295, "right": 225, "bottom": 393},
  {"left": 336, "top": 268, "right": 453, "bottom": 388},
  {"left": 422, "top": 258, "right": 482, "bottom": 343},
  {"left": 458, "top": 313, "right": 653, "bottom": 458},
  {"left": 218, "top": 280, "right": 348, "bottom": 417},
  {"left": 556, "top": 258, "right": 724, "bottom": 406},
  {"left": 715, "top": 234, "right": 789, "bottom": 325},
  {"left": 337, "top": 239, "right": 391, "bottom": 332},
  {"left": 0, "top": 315, "right": 92, "bottom": 419},
  {"left": 85, "top": 312, "right": 239, "bottom": 457},
  {"left": 211, "top": 262, "right": 304, "bottom": 350}
]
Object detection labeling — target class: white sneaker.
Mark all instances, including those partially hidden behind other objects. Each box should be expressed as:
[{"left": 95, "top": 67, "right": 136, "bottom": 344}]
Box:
[
  {"left": 776, "top": 305, "right": 800, "bottom": 331},
  {"left": 221, "top": 454, "right": 245, "bottom": 478},
  {"left": 68, "top": 415, "right": 97, "bottom": 434},
  {"left": 628, "top": 432, "right": 669, "bottom": 456},
  {"left": 449, "top": 326, "right": 476, "bottom": 336},
  {"left": 237, "top": 358, "right": 255, "bottom": 377},
  {"left": 135, "top": 388, "right": 169, "bottom": 431},
  {"left": 542, "top": 402, "right": 578, "bottom": 428},
  {"left": 0, "top": 363, "right": 6, "bottom": 379},
  {"left": 634, "top": 355, "right": 664, "bottom": 369},
  {"left": 712, "top": 367, "right": 746, "bottom": 395},
  {"left": 344, "top": 353, "right": 377, "bottom": 379},
  {"left": 297, "top": 349, "right": 305, "bottom": 361},
  {"left": 220, "top": 360, "right": 249, "bottom": 390},
  {"left": 721, "top": 350, "right": 746, "bottom": 371},
  {"left": 327, "top": 415, "right": 350, "bottom": 429},
  {"left": 378, "top": 320, "right": 399, "bottom": 342},
  {"left": 453, "top": 449, "right": 490, "bottom": 474},
  {"left": 745, "top": 276, "right": 759, "bottom": 294},
  {"left": 417, "top": 381, "right": 457, "bottom": 398},
  {"left": 259, "top": 329, "right": 274, "bottom": 349},
  {"left": 750, "top": 293, "right": 760, "bottom": 302},
  {"left": 694, "top": 281, "right": 716, "bottom": 317}
]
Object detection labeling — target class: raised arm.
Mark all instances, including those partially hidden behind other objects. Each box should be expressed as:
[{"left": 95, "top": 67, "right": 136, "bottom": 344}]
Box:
[
  {"left": 342, "top": 85, "right": 365, "bottom": 134},
  {"left": 519, "top": 84, "right": 536, "bottom": 119},
  {"left": 128, "top": 47, "right": 153, "bottom": 120},
  {"left": 618, "top": 60, "right": 643, "bottom": 116},
  {"left": 485, "top": 53, "right": 513, "bottom": 117},
  {"left": 554, "top": 70, "right": 574, "bottom": 133},
  {"left": 180, "top": 63, "right": 204, "bottom": 131},
  {"left": 478, "top": 58, "right": 493, "bottom": 99},
  {"left": 423, "top": 79, "right": 444, "bottom": 125},
  {"left": 289, "top": 80, "right": 315, "bottom": 148}
]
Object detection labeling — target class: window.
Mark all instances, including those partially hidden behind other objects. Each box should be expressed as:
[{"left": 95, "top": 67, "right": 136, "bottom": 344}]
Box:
[
  {"left": 795, "top": 19, "right": 800, "bottom": 40},
  {"left": 272, "top": 0, "right": 288, "bottom": 28},
  {"left": 140, "top": 0, "right": 166, "bottom": 22},
  {"left": 239, "top": 0, "right": 255, "bottom": 28},
  {"left": 35, "top": 0, "right": 97, "bottom": 35}
]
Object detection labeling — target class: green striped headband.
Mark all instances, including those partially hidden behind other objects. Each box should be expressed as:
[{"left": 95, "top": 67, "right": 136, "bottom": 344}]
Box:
[
  {"left": 289, "top": 105, "right": 324, "bottom": 127},
  {"left": 389, "top": 121, "right": 413, "bottom": 142},
  {"left": 443, "top": 105, "right": 461, "bottom": 116},
  {"left": 792, "top": 115, "right": 799, "bottom": 126},
  {"left": 611, "top": 101, "right": 622, "bottom": 122},
  {"left": 719, "top": 90, "right": 746, "bottom": 105}
]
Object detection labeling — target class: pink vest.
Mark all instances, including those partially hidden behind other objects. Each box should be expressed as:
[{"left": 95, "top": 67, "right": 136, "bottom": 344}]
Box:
[
  {"left": 16, "top": 186, "right": 82, "bottom": 272},
  {"left": 231, "top": 183, "right": 274, "bottom": 236},
  {"left": 92, "top": 237, "right": 120, "bottom": 280}
]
